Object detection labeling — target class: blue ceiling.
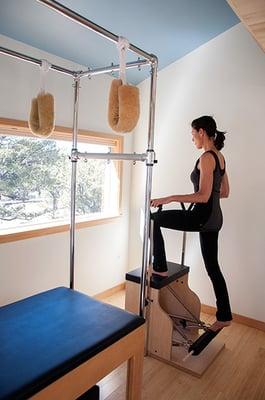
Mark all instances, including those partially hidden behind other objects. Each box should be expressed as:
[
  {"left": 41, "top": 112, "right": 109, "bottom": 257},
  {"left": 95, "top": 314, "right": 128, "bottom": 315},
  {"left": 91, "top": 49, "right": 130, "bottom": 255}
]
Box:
[{"left": 0, "top": 0, "right": 239, "bottom": 84}]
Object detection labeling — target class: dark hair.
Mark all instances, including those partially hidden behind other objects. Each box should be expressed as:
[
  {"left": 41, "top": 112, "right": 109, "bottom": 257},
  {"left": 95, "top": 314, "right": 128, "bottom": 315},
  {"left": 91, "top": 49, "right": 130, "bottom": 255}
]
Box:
[{"left": 191, "top": 115, "right": 226, "bottom": 150}]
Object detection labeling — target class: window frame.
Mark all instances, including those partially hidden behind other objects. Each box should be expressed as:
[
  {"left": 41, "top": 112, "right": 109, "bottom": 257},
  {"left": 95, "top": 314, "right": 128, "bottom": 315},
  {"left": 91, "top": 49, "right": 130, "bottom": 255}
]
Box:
[{"left": 0, "top": 117, "right": 123, "bottom": 244}]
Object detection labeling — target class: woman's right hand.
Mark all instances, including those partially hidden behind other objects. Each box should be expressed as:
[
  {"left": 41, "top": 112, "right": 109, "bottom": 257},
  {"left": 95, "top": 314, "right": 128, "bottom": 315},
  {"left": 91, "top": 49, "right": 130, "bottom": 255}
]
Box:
[{"left": 150, "top": 196, "right": 171, "bottom": 208}]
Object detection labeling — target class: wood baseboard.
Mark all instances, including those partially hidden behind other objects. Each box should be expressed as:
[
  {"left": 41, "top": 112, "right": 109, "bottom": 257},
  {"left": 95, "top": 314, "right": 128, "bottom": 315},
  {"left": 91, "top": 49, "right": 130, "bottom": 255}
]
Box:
[
  {"left": 94, "top": 283, "right": 125, "bottom": 300},
  {"left": 95, "top": 283, "right": 265, "bottom": 333},
  {"left": 201, "top": 304, "right": 265, "bottom": 332}
]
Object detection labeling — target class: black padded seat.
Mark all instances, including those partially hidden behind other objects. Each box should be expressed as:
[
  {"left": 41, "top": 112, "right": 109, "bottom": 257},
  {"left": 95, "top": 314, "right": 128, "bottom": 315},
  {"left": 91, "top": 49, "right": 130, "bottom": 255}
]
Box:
[
  {"left": 0, "top": 287, "right": 145, "bottom": 400},
  {"left": 126, "top": 261, "right": 189, "bottom": 289}
]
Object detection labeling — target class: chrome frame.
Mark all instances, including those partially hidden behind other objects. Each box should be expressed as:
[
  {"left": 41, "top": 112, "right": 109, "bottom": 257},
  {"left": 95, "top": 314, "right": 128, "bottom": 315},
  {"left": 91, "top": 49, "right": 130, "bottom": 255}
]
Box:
[
  {"left": 73, "top": 151, "right": 147, "bottom": 162},
  {"left": 36, "top": 0, "right": 154, "bottom": 61},
  {"left": 1, "top": 0, "right": 158, "bottom": 318},
  {"left": 0, "top": 47, "right": 151, "bottom": 79},
  {"left": 139, "top": 61, "right": 158, "bottom": 316},
  {"left": 78, "top": 59, "right": 150, "bottom": 79},
  {"left": 69, "top": 77, "right": 80, "bottom": 289},
  {"left": 0, "top": 46, "right": 75, "bottom": 76}
]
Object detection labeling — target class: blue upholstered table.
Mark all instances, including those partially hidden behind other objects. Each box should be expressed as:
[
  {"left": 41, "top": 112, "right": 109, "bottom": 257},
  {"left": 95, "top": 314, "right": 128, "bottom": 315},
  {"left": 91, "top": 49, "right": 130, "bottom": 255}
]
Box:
[{"left": 0, "top": 287, "right": 145, "bottom": 400}]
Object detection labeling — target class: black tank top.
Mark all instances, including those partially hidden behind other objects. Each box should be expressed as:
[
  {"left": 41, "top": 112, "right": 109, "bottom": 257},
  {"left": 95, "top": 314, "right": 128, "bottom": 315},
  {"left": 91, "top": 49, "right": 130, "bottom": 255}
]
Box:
[{"left": 190, "top": 150, "right": 225, "bottom": 231}]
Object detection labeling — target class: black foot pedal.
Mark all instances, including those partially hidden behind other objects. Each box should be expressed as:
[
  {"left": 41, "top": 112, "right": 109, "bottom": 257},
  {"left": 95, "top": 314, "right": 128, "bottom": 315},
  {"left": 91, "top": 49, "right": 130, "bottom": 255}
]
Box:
[{"left": 188, "top": 329, "right": 221, "bottom": 356}]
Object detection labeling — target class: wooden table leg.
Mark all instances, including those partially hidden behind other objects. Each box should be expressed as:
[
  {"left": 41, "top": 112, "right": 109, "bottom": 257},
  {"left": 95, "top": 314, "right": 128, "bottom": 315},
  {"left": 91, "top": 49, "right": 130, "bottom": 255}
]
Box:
[{"left": 126, "top": 329, "right": 145, "bottom": 400}]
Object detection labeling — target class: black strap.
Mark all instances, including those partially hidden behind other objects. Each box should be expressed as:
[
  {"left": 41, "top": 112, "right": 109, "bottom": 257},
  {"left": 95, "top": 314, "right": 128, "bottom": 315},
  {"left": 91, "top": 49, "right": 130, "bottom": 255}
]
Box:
[{"left": 204, "top": 150, "right": 225, "bottom": 173}]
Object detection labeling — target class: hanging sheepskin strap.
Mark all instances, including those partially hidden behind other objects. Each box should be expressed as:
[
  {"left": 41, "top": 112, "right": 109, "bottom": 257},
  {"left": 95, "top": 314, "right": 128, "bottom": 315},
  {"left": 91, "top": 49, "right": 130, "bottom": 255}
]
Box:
[
  {"left": 29, "top": 60, "right": 55, "bottom": 137},
  {"left": 118, "top": 36, "right": 129, "bottom": 86},
  {"left": 108, "top": 37, "right": 140, "bottom": 133}
]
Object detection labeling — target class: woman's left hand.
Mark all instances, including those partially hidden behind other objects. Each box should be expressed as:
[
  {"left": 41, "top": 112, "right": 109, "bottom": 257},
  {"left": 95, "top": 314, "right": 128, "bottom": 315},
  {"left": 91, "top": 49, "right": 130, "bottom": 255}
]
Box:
[{"left": 150, "top": 196, "right": 171, "bottom": 208}]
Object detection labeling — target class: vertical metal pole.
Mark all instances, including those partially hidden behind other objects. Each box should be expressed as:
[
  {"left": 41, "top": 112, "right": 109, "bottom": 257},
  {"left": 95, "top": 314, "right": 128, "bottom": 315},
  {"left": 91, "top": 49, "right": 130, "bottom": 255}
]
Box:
[
  {"left": 180, "top": 203, "right": 187, "bottom": 265},
  {"left": 139, "top": 56, "right": 158, "bottom": 317},
  {"left": 70, "top": 77, "right": 80, "bottom": 289},
  {"left": 181, "top": 232, "right": 187, "bottom": 265}
]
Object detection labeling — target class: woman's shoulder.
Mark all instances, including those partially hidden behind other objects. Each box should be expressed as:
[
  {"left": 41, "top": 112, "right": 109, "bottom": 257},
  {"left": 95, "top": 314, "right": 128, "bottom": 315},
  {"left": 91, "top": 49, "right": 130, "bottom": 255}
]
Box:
[
  {"left": 200, "top": 150, "right": 217, "bottom": 164},
  {"left": 200, "top": 150, "right": 225, "bottom": 170}
]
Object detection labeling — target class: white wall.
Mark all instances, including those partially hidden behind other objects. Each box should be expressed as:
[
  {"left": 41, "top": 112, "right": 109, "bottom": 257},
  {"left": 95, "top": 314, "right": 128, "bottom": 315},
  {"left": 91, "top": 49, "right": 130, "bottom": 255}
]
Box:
[
  {"left": 0, "top": 35, "right": 133, "bottom": 305},
  {"left": 129, "top": 24, "right": 265, "bottom": 322}
]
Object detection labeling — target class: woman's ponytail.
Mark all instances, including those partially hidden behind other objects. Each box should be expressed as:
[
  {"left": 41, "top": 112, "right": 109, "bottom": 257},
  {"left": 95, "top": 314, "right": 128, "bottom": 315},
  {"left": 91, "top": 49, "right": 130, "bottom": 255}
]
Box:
[
  {"left": 191, "top": 116, "right": 227, "bottom": 150},
  {"left": 214, "top": 129, "right": 226, "bottom": 150}
]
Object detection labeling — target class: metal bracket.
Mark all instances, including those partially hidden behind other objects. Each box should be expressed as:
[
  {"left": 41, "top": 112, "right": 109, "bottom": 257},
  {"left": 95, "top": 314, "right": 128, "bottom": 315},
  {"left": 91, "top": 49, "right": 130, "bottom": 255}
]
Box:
[
  {"left": 172, "top": 339, "right": 192, "bottom": 350},
  {"left": 87, "top": 67, "right": 92, "bottom": 80},
  {"left": 146, "top": 149, "right": 156, "bottom": 166},
  {"left": 110, "top": 62, "right": 115, "bottom": 76},
  {"left": 146, "top": 297, "right": 153, "bottom": 304},
  {"left": 72, "top": 74, "right": 82, "bottom": 85},
  {"left": 107, "top": 151, "right": 111, "bottom": 164},
  {"left": 70, "top": 148, "right": 79, "bottom": 162},
  {"left": 137, "top": 57, "right": 141, "bottom": 71}
]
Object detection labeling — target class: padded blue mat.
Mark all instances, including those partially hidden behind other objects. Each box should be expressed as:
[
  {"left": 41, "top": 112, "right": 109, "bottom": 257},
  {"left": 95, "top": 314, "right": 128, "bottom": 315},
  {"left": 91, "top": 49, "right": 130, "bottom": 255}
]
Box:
[{"left": 0, "top": 287, "right": 144, "bottom": 400}]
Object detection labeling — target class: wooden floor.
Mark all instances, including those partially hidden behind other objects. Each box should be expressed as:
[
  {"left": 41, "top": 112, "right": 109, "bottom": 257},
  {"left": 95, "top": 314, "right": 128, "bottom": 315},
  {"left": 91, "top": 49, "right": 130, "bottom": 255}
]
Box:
[{"left": 99, "top": 291, "right": 265, "bottom": 400}]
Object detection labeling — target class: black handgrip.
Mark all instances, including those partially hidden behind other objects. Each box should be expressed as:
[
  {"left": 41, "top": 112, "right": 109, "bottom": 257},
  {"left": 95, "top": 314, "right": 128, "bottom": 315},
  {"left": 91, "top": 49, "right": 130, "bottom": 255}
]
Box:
[
  {"left": 180, "top": 202, "right": 186, "bottom": 210},
  {"left": 155, "top": 203, "right": 193, "bottom": 212},
  {"left": 181, "top": 202, "right": 194, "bottom": 211}
]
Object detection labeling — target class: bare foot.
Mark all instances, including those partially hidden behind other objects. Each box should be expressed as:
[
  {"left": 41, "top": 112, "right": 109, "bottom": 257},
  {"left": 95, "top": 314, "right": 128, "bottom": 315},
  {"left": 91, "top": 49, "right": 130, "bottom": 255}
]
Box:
[
  {"left": 210, "top": 320, "right": 232, "bottom": 332},
  {"left": 152, "top": 270, "right": 168, "bottom": 277}
]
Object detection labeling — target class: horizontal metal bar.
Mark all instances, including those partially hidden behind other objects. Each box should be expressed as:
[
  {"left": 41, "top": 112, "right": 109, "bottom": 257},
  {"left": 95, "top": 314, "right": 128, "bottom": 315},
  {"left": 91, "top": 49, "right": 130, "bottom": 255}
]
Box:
[
  {"left": 75, "top": 151, "right": 147, "bottom": 162},
  {"left": 0, "top": 46, "right": 76, "bottom": 77},
  {"left": 37, "top": 0, "right": 155, "bottom": 62},
  {"left": 78, "top": 59, "right": 150, "bottom": 79},
  {"left": 0, "top": 46, "right": 150, "bottom": 81}
]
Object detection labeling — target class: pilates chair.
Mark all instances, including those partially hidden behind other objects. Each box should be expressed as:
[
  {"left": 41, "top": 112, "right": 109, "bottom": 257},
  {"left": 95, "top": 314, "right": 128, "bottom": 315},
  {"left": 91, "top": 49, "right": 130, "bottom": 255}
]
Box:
[{"left": 125, "top": 204, "right": 225, "bottom": 377}]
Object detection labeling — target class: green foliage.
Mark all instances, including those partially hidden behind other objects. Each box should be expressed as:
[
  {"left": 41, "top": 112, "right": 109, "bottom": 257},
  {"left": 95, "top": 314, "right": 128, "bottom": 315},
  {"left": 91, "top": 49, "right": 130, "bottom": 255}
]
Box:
[
  {"left": 77, "top": 159, "right": 105, "bottom": 214},
  {"left": 0, "top": 135, "right": 105, "bottom": 226}
]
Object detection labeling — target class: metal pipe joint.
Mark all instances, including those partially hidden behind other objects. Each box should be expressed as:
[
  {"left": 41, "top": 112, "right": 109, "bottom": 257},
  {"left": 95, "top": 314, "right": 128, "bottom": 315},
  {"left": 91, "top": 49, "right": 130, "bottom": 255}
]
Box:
[
  {"left": 150, "top": 54, "right": 158, "bottom": 66},
  {"left": 146, "top": 149, "right": 157, "bottom": 166},
  {"left": 71, "top": 149, "right": 79, "bottom": 162}
]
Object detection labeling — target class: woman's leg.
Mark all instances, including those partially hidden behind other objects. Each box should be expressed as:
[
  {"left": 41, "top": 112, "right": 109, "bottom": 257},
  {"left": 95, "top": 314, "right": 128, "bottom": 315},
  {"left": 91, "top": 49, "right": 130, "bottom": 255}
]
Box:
[
  {"left": 152, "top": 210, "right": 202, "bottom": 272},
  {"left": 199, "top": 231, "right": 232, "bottom": 326}
]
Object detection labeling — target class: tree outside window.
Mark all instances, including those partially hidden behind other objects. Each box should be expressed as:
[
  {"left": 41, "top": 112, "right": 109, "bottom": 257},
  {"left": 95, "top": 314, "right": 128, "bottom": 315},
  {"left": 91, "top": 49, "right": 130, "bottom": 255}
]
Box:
[{"left": 0, "top": 134, "right": 119, "bottom": 231}]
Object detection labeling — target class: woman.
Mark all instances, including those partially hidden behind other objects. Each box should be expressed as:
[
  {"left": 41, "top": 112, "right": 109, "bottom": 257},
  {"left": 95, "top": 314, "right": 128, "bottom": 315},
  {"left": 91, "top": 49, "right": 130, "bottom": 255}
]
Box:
[{"left": 150, "top": 115, "right": 232, "bottom": 331}]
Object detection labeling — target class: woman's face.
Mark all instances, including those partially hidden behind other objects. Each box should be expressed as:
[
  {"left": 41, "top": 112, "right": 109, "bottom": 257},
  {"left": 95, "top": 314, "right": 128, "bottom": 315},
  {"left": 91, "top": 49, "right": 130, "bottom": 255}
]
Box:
[{"left": 191, "top": 128, "right": 203, "bottom": 149}]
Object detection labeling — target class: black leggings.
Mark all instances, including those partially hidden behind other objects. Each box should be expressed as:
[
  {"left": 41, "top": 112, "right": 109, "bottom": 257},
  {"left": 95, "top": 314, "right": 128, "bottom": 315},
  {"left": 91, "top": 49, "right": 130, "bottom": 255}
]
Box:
[{"left": 151, "top": 210, "right": 232, "bottom": 322}]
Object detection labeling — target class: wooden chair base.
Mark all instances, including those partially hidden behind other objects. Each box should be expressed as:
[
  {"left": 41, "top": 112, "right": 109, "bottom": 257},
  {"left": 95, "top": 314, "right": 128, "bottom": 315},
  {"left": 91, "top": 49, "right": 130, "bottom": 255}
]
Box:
[
  {"left": 125, "top": 263, "right": 225, "bottom": 377},
  {"left": 151, "top": 339, "right": 224, "bottom": 377}
]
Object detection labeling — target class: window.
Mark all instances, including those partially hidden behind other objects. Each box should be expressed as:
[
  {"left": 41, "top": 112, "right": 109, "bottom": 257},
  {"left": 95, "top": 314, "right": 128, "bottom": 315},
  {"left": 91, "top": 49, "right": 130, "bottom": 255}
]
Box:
[{"left": 0, "top": 118, "right": 123, "bottom": 243}]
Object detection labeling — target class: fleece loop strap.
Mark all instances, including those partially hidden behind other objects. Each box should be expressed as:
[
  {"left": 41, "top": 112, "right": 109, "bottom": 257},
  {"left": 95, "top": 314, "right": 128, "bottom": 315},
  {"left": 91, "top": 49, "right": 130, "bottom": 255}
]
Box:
[
  {"left": 108, "top": 79, "right": 140, "bottom": 133},
  {"left": 117, "top": 36, "right": 130, "bottom": 85},
  {"left": 29, "top": 93, "right": 55, "bottom": 137},
  {"left": 29, "top": 60, "right": 54, "bottom": 137},
  {"left": 39, "top": 59, "right": 52, "bottom": 94}
]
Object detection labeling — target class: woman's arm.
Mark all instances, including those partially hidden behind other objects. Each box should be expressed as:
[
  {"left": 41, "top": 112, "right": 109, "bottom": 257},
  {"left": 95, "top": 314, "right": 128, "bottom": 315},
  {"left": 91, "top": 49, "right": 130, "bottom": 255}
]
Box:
[
  {"left": 151, "top": 153, "right": 215, "bottom": 207},
  {"left": 220, "top": 172, "right": 230, "bottom": 198}
]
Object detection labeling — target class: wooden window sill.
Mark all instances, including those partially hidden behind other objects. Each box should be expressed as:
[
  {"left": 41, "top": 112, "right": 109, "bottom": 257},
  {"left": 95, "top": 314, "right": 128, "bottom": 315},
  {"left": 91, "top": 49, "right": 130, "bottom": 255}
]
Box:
[{"left": 0, "top": 214, "right": 121, "bottom": 244}]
